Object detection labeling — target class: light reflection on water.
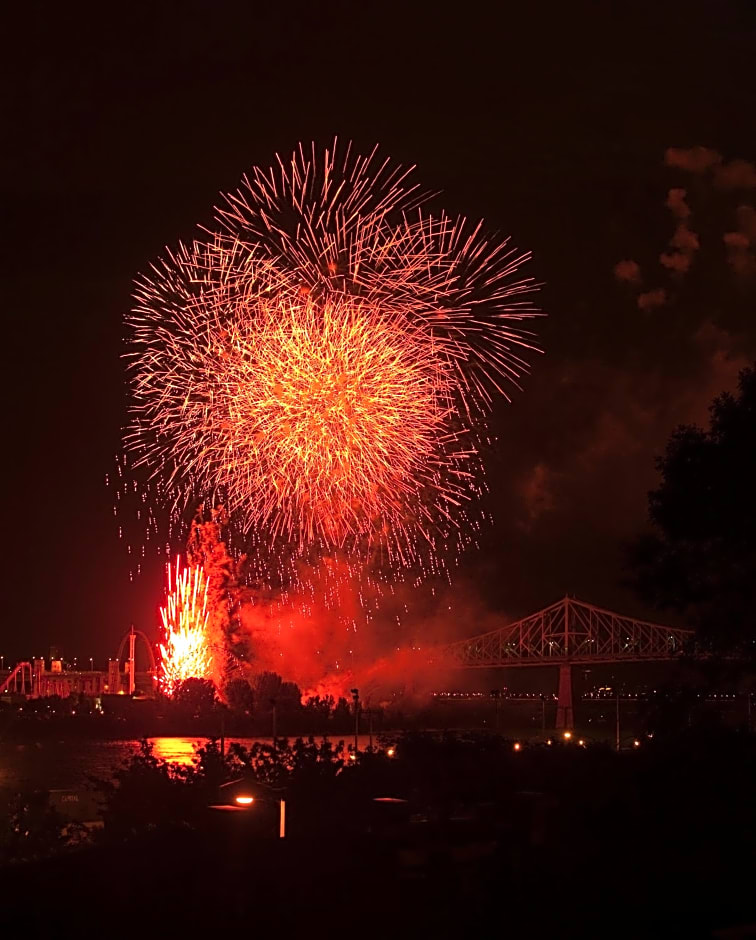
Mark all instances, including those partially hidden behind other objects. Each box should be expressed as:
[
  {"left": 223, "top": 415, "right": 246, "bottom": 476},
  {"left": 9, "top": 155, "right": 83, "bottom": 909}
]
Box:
[{"left": 148, "top": 737, "right": 202, "bottom": 765}]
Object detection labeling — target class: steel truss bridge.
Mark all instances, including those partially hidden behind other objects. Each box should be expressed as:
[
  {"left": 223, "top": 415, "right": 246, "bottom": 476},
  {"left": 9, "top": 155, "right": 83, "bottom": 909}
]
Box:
[{"left": 442, "top": 596, "right": 694, "bottom": 728}]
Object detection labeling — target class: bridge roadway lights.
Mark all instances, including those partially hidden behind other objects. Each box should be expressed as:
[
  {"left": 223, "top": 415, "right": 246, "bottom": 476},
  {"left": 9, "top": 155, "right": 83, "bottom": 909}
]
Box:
[{"left": 555, "top": 663, "right": 574, "bottom": 730}]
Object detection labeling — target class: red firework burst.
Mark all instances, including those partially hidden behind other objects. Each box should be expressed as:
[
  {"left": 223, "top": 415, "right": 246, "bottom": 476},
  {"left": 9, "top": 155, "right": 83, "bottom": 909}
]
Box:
[{"left": 125, "top": 141, "right": 541, "bottom": 583}]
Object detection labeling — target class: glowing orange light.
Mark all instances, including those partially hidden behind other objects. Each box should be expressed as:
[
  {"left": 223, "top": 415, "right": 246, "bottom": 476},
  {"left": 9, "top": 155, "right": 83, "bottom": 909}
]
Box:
[
  {"left": 235, "top": 796, "right": 254, "bottom": 805},
  {"left": 158, "top": 557, "right": 213, "bottom": 696},
  {"left": 633, "top": 739, "right": 640, "bottom": 748},
  {"left": 563, "top": 731, "right": 572, "bottom": 740},
  {"left": 386, "top": 747, "right": 396, "bottom": 757},
  {"left": 513, "top": 742, "right": 521, "bottom": 751}
]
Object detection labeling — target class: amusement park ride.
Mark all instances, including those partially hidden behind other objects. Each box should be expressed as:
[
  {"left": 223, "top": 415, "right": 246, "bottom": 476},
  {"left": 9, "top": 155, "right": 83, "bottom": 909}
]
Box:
[{"left": 0, "top": 627, "right": 157, "bottom": 700}]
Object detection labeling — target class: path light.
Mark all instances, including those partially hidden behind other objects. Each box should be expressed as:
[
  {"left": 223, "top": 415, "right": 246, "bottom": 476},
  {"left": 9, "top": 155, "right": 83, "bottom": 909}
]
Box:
[
  {"left": 513, "top": 742, "right": 521, "bottom": 752},
  {"left": 235, "top": 796, "right": 254, "bottom": 805},
  {"left": 563, "top": 731, "right": 572, "bottom": 740},
  {"left": 386, "top": 746, "right": 396, "bottom": 757}
]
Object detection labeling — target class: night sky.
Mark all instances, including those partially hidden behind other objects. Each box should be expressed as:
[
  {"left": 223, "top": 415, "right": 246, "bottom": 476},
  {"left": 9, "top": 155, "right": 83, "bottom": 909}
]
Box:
[{"left": 4, "top": 0, "right": 756, "bottom": 661}]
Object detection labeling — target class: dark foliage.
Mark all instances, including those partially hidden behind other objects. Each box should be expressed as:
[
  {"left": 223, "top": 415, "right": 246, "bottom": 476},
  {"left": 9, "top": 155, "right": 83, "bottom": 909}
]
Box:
[
  {"left": 630, "top": 364, "right": 756, "bottom": 654},
  {"left": 0, "top": 791, "right": 85, "bottom": 864},
  {"left": 173, "top": 677, "right": 217, "bottom": 717},
  {"left": 223, "top": 677, "right": 254, "bottom": 714}
]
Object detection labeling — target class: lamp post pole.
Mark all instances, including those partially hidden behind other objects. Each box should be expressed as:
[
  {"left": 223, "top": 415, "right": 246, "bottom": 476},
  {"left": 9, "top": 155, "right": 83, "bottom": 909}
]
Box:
[
  {"left": 270, "top": 698, "right": 277, "bottom": 748},
  {"left": 351, "top": 688, "right": 360, "bottom": 755},
  {"left": 615, "top": 691, "right": 621, "bottom": 752}
]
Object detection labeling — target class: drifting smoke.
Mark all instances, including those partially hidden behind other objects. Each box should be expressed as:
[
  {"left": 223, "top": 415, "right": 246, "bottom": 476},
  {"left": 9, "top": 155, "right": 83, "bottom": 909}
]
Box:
[{"left": 616, "top": 146, "right": 756, "bottom": 310}]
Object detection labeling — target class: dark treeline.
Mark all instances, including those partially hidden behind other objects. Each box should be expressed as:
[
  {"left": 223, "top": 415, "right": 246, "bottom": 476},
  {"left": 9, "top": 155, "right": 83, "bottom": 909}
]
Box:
[{"left": 1, "top": 725, "right": 755, "bottom": 937}]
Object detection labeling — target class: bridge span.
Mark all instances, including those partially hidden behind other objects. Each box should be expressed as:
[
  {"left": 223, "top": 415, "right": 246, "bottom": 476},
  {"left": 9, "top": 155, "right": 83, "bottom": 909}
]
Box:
[{"left": 441, "top": 596, "right": 694, "bottom": 728}]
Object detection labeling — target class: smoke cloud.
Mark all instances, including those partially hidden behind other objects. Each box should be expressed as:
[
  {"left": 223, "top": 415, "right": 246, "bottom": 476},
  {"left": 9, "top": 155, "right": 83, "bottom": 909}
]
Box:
[
  {"left": 637, "top": 288, "right": 668, "bottom": 311},
  {"left": 664, "top": 146, "right": 721, "bottom": 174},
  {"left": 614, "top": 259, "right": 642, "bottom": 284},
  {"left": 233, "top": 557, "right": 495, "bottom": 703}
]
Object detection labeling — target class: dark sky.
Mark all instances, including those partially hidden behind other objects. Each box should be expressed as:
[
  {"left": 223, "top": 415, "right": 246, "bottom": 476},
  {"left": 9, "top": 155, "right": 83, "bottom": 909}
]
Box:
[{"left": 3, "top": 0, "right": 756, "bottom": 660}]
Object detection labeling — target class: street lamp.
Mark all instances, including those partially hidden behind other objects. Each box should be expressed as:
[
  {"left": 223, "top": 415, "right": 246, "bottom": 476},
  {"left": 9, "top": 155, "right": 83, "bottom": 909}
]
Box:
[
  {"left": 89, "top": 657, "right": 94, "bottom": 672},
  {"left": 351, "top": 688, "right": 360, "bottom": 754}
]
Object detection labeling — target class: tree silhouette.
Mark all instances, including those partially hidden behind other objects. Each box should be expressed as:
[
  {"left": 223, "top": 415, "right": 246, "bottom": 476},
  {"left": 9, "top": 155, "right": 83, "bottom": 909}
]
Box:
[
  {"left": 630, "top": 364, "right": 756, "bottom": 654},
  {"left": 224, "top": 677, "right": 254, "bottom": 715}
]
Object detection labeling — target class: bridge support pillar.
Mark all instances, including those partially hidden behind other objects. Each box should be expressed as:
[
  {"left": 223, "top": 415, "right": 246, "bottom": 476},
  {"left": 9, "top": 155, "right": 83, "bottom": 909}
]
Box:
[{"left": 555, "top": 663, "right": 573, "bottom": 729}]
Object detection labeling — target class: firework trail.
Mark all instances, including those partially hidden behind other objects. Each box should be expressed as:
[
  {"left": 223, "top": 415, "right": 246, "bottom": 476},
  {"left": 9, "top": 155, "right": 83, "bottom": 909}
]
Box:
[
  {"left": 158, "top": 557, "right": 213, "bottom": 695},
  {"left": 125, "top": 141, "right": 540, "bottom": 592}
]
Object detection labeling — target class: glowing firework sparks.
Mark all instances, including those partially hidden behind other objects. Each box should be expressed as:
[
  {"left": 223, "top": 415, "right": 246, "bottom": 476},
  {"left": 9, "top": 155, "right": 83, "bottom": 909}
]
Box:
[
  {"left": 158, "top": 557, "right": 213, "bottom": 695},
  {"left": 125, "top": 141, "right": 541, "bottom": 588}
]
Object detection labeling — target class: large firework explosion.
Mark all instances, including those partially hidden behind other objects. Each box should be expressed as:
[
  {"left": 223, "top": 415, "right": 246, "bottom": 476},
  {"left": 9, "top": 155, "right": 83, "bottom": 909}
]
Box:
[
  {"left": 122, "top": 141, "right": 540, "bottom": 691},
  {"left": 125, "top": 142, "right": 539, "bottom": 586}
]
